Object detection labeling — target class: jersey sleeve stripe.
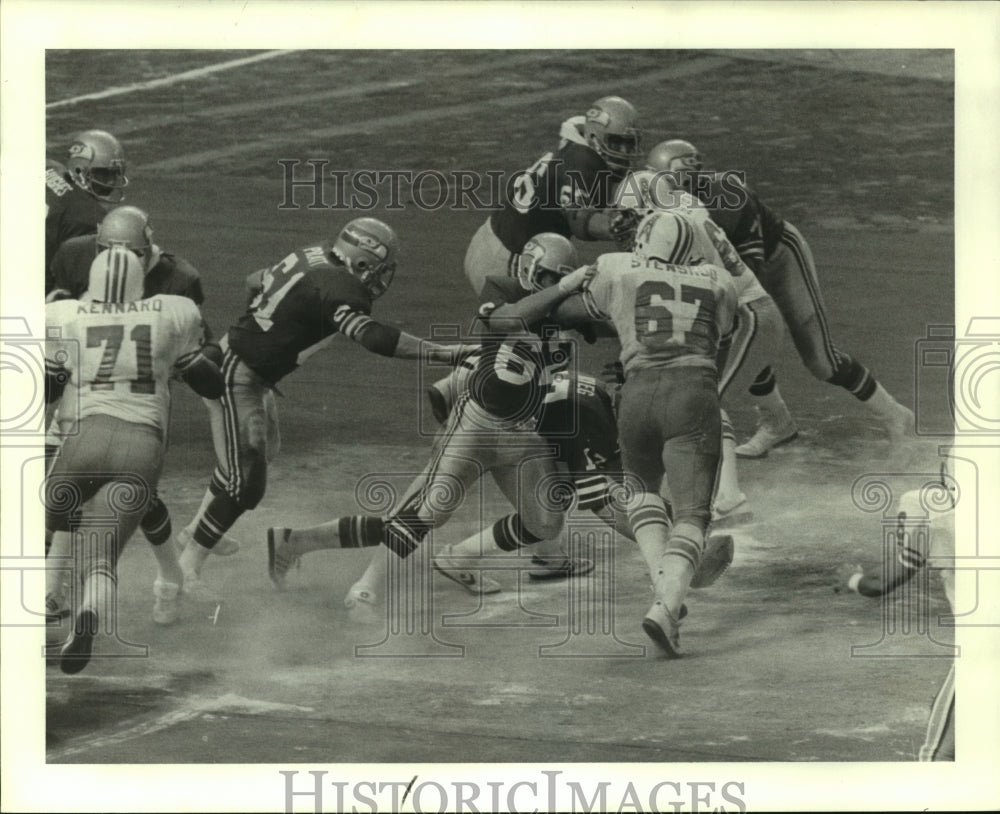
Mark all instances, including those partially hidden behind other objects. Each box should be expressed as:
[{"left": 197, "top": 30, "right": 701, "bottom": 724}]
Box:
[
  {"left": 339, "top": 312, "right": 375, "bottom": 340},
  {"left": 582, "top": 291, "right": 608, "bottom": 320}
]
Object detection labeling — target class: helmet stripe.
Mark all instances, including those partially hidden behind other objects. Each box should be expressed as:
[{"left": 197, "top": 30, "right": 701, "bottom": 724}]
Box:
[{"left": 666, "top": 217, "right": 693, "bottom": 265}]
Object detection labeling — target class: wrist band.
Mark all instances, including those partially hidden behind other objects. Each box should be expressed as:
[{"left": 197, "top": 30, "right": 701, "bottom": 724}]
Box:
[{"left": 847, "top": 572, "right": 863, "bottom": 593}]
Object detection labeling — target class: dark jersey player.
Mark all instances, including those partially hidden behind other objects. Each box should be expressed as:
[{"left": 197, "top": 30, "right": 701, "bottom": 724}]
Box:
[
  {"left": 464, "top": 95, "right": 642, "bottom": 296},
  {"left": 645, "top": 139, "right": 914, "bottom": 451},
  {"left": 178, "top": 218, "right": 475, "bottom": 592},
  {"left": 45, "top": 130, "right": 128, "bottom": 289}
]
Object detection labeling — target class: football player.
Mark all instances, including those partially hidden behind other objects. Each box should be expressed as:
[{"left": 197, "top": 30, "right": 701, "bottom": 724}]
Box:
[
  {"left": 835, "top": 462, "right": 956, "bottom": 761},
  {"left": 266, "top": 233, "right": 597, "bottom": 610},
  {"left": 464, "top": 96, "right": 642, "bottom": 297},
  {"left": 45, "top": 130, "right": 128, "bottom": 288},
  {"left": 44, "top": 206, "right": 234, "bottom": 626},
  {"left": 45, "top": 247, "right": 224, "bottom": 673},
  {"left": 645, "top": 139, "right": 914, "bottom": 451},
  {"left": 553, "top": 210, "right": 739, "bottom": 658},
  {"left": 266, "top": 235, "right": 735, "bottom": 619},
  {"left": 610, "top": 169, "right": 791, "bottom": 525},
  {"left": 177, "top": 218, "right": 476, "bottom": 592}
]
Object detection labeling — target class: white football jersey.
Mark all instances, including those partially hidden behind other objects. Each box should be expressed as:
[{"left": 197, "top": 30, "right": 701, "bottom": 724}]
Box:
[
  {"left": 46, "top": 295, "right": 206, "bottom": 433},
  {"left": 584, "top": 252, "right": 737, "bottom": 376}
]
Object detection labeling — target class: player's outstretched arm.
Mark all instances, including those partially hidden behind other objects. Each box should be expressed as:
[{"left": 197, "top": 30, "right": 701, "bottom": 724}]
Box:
[
  {"left": 175, "top": 350, "right": 225, "bottom": 400},
  {"left": 834, "top": 561, "right": 922, "bottom": 598}
]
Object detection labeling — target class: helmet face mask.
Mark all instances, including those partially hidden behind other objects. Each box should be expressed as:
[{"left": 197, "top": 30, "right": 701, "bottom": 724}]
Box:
[
  {"left": 517, "top": 233, "right": 579, "bottom": 292},
  {"left": 66, "top": 130, "right": 128, "bottom": 202},
  {"left": 333, "top": 218, "right": 399, "bottom": 298},
  {"left": 582, "top": 96, "right": 642, "bottom": 174}
]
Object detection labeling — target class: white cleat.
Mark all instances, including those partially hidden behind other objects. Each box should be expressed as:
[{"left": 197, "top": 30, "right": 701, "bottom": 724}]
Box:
[
  {"left": 711, "top": 496, "right": 753, "bottom": 528},
  {"left": 152, "top": 578, "right": 181, "bottom": 625},
  {"left": 735, "top": 422, "right": 799, "bottom": 459},
  {"left": 641, "top": 600, "right": 684, "bottom": 659},
  {"left": 432, "top": 545, "right": 502, "bottom": 595},
  {"left": 178, "top": 526, "right": 240, "bottom": 557},
  {"left": 344, "top": 584, "right": 382, "bottom": 625}
]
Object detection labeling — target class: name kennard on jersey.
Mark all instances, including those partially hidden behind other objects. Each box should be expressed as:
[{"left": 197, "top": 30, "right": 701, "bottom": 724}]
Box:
[
  {"left": 278, "top": 160, "right": 751, "bottom": 212},
  {"left": 76, "top": 299, "right": 164, "bottom": 315}
]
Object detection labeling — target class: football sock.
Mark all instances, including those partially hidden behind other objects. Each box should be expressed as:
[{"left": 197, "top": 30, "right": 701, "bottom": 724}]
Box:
[{"left": 140, "top": 495, "right": 172, "bottom": 545}]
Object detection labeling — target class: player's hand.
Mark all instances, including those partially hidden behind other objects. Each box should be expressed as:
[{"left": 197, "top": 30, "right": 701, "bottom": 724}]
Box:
[
  {"left": 833, "top": 563, "right": 865, "bottom": 594},
  {"left": 558, "top": 264, "right": 597, "bottom": 294},
  {"left": 609, "top": 208, "right": 640, "bottom": 251}
]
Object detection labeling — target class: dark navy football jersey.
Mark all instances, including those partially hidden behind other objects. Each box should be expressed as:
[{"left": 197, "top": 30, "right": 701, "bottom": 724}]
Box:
[
  {"left": 467, "top": 275, "right": 574, "bottom": 424},
  {"left": 691, "top": 172, "right": 785, "bottom": 274},
  {"left": 45, "top": 166, "right": 112, "bottom": 286},
  {"left": 491, "top": 141, "right": 617, "bottom": 254},
  {"left": 50, "top": 235, "right": 205, "bottom": 304},
  {"left": 226, "top": 241, "right": 373, "bottom": 385},
  {"left": 536, "top": 370, "right": 621, "bottom": 473}
]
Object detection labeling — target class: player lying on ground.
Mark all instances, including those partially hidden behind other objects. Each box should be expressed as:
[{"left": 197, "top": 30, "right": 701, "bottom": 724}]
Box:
[
  {"left": 834, "top": 462, "right": 957, "bottom": 761},
  {"left": 45, "top": 248, "right": 224, "bottom": 673},
  {"left": 176, "top": 218, "right": 478, "bottom": 595},
  {"left": 265, "top": 234, "right": 735, "bottom": 621}
]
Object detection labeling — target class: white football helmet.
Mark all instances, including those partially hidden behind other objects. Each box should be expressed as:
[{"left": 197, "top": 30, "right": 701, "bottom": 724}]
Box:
[
  {"left": 517, "top": 233, "right": 579, "bottom": 292},
  {"left": 581, "top": 96, "right": 642, "bottom": 173},
  {"left": 84, "top": 245, "right": 145, "bottom": 303},
  {"left": 613, "top": 169, "right": 683, "bottom": 212},
  {"left": 633, "top": 210, "right": 703, "bottom": 266},
  {"left": 333, "top": 217, "right": 398, "bottom": 298},
  {"left": 97, "top": 206, "right": 153, "bottom": 265},
  {"left": 66, "top": 130, "right": 128, "bottom": 202}
]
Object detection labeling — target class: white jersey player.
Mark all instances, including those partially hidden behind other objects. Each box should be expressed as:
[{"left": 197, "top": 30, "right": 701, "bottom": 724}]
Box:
[
  {"left": 611, "top": 169, "right": 791, "bottom": 523},
  {"left": 555, "top": 210, "right": 738, "bottom": 657},
  {"left": 45, "top": 246, "right": 223, "bottom": 674}
]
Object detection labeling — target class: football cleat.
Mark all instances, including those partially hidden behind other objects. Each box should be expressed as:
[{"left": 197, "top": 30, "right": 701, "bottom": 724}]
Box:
[
  {"left": 582, "top": 96, "right": 642, "bottom": 173},
  {"left": 516, "top": 233, "right": 580, "bottom": 292},
  {"left": 333, "top": 217, "right": 398, "bottom": 298},
  {"left": 690, "top": 534, "right": 734, "bottom": 589},
  {"left": 711, "top": 496, "right": 753, "bottom": 528},
  {"left": 735, "top": 421, "right": 799, "bottom": 459},
  {"left": 152, "top": 578, "right": 181, "bottom": 625},
  {"left": 344, "top": 584, "right": 382, "bottom": 625},
  {"left": 432, "top": 545, "right": 502, "bottom": 595},
  {"left": 177, "top": 526, "right": 240, "bottom": 557},
  {"left": 641, "top": 600, "right": 684, "bottom": 659},
  {"left": 266, "top": 527, "right": 300, "bottom": 590},
  {"left": 884, "top": 403, "right": 916, "bottom": 445},
  {"left": 66, "top": 129, "right": 128, "bottom": 202},
  {"left": 527, "top": 554, "right": 596, "bottom": 581},
  {"left": 60, "top": 609, "right": 99, "bottom": 675}
]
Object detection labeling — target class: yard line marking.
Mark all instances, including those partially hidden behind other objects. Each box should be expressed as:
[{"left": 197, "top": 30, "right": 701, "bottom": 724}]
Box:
[
  {"left": 143, "top": 55, "right": 733, "bottom": 171},
  {"left": 48, "top": 51, "right": 546, "bottom": 143},
  {"left": 46, "top": 50, "right": 296, "bottom": 109}
]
